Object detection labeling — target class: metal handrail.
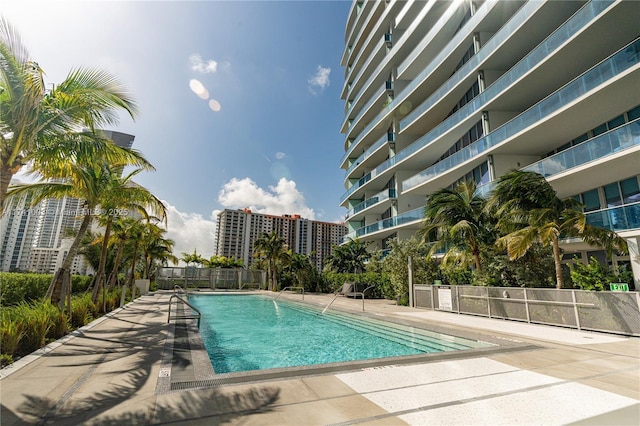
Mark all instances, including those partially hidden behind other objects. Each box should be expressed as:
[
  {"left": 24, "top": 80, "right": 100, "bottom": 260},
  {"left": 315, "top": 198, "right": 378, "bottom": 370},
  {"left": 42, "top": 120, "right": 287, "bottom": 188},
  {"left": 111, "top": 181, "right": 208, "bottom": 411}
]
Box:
[
  {"left": 274, "top": 286, "right": 305, "bottom": 301},
  {"left": 168, "top": 294, "right": 201, "bottom": 327},
  {"left": 323, "top": 284, "right": 375, "bottom": 313},
  {"left": 173, "top": 284, "right": 186, "bottom": 295}
]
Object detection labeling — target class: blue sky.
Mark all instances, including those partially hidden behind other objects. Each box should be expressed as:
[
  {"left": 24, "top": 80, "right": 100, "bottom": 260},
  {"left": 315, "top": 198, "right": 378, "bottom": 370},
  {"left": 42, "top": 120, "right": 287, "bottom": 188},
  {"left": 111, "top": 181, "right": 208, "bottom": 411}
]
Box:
[{"left": 4, "top": 0, "right": 352, "bottom": 257}]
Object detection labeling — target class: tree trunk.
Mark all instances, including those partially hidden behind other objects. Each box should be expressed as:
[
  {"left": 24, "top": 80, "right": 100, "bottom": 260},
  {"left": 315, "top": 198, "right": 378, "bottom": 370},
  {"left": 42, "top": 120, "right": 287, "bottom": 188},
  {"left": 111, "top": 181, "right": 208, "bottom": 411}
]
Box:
[
  {"left": 107, "top": 240, "right": 126, "bottom": 291},
  {"left": 123, "top": 240, "right": 140, "bottom": 307},
  {"left": 92, "top": 218, "right": 113, "bottom": 305},
  {"left": 0, "top": 162, "right": 20, "bottom": 211},
  {"left": 46, "top": 212, "right": 93, "bottom": 306},
  {"left": 552, "top": 236, "right": 564, "bottom": 289}
]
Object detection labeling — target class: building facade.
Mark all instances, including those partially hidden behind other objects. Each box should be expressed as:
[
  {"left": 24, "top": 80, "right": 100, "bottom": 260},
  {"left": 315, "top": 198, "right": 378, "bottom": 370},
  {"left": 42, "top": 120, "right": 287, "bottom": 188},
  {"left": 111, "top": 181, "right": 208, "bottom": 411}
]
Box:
[
  {"left": 339, "top": 1, "right": 640, "bottom": 286},
  {"left": 214, "top": 209, "right": 347, "bottom": 270}
]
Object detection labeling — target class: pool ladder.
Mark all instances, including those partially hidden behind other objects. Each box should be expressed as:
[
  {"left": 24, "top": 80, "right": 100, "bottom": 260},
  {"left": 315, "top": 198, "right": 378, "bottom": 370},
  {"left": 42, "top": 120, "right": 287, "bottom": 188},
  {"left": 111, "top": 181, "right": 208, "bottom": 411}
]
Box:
[
  {"left": 322, "top": 285, "right": 375, "bottom": 314},
  {"left": 168, "top": 286, "right": 202, "bottom": 327},
  {"left": 274, "top": 286, "right": 305, "bottom": 301}
]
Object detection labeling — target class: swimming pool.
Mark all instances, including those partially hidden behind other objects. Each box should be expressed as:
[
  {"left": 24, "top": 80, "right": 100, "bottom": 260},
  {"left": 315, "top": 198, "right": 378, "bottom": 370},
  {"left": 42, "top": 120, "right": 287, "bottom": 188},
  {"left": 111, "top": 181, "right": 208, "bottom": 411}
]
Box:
[{"left": 188, "top": 294, "right": 493, "bottom": 374}]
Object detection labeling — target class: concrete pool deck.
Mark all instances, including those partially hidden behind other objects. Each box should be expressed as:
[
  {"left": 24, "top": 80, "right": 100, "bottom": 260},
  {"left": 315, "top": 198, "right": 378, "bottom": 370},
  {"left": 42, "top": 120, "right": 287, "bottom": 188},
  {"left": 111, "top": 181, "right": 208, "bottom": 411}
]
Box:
[{"left": 1, "top": 291, "right": 638, "bottom": 425}]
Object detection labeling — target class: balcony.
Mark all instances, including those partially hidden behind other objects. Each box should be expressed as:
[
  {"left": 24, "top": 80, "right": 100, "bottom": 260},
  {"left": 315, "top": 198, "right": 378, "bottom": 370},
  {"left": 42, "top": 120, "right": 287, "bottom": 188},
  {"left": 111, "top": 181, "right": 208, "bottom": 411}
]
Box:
[
  {"left": 344, "top": 1, "right": 623, "bottom": 204},
  {"left": 342, "top": 207, "right": 424, "bottom": 243},
  {"left": 524, "top": 119, "right": 640, "bottom": 177},
  {"left": 402, "top": 37, "right": 640, "bottom": 194},
  {"left": 346, "top": 189, "right": 397, "bottom": 220},
  {"left": 585, "top": 202, "right": 640, "bottom": 232},
  {"left": 345, "top": 131, "right": 394, "bottom": 176}
]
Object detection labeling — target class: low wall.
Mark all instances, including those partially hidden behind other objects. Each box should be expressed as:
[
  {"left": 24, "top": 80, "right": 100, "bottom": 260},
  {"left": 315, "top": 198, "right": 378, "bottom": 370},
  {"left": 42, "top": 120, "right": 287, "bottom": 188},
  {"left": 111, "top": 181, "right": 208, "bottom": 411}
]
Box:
[{"left": 414, "top": 284, "right": 640, "bottom": 337}]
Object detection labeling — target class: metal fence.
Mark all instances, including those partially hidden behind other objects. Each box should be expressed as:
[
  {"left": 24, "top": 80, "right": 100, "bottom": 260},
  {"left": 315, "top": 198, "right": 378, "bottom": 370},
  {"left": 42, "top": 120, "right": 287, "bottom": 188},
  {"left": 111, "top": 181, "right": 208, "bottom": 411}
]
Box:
[
  {"left": 413, "top": 284, "right": 640, "bottom": 336},
  {"left": 156, "top": 267, "right": 266, "bottom": 290}
]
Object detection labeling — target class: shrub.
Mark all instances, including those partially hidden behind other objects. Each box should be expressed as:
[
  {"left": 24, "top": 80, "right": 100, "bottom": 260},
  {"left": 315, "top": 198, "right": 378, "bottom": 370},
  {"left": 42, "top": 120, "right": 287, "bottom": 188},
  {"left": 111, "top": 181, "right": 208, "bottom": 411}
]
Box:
[
  {"left": 0, "top": 310, "right": 25, "bottom": 358},
  {"left": 15, "top": 301, "right": 53, "bottom": 355},
  {"left": 71, "top": 294, "right": 95, "bottom": 328},
  {"left": 0, "top": 272, "right": 93, "bottom": 306}
]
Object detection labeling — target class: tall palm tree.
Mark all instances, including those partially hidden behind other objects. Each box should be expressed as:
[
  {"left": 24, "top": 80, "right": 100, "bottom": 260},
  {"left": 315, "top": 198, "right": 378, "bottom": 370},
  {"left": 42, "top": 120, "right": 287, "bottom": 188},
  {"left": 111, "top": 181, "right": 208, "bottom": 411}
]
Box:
[
  {"left": 254, "top": 231, "right": 289, "bottom": 291},
  {"left": 90, "top": 172, "right": 166, "bottom": 305},
  {"left": 140, "top": 221, "right": 177, "bottom": 279},
  {"left": 287, "top": 252, "right": 315, "bottom": 289},
  {"left": 489, "top": 170, "right": 625, "bottom": 289},
  {"left": 6, "top": 148, "right": 154, "bottom": 308},
  {"left": 420, "top": 181, "right": 495, "bottom": 271},
  {"left": 325, "top": 238, "right": 369, "bottom": 273},
  {"left": 0, "top": 17, "right": 139, "bottom": 208}
]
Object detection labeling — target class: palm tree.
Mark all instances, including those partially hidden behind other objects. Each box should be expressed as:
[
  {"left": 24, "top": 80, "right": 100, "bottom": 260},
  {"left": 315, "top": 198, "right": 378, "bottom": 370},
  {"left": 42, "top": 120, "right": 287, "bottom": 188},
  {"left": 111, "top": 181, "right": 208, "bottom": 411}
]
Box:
[
  {"left": 0, "top": 17, "right": 139, "bottom": 208},
  {"left": 90, "top": 170, "right": 166, "bottom": 305},
  {"left": 254, "top": 231, "right": 289, "bottom": 291},
  {"left": 420, "top": 181, "right": 495, "bottom": 271},
  {"left": 489, "top": 170, "right": 625, "bottom": 289},
  {"left": 325, "top": 238, "right": 369, "bottom": 273},
  {"left": 106, "top": 216, "right": 138, "bottom": 291},
  {"left": 181, "top": 249, "right": 205, "bottom": 267},
  {"left": 6, "top": 148, "right": 154, "bottom": 308},
  {"left": 287, "top": 252, "right": 315, "bottom": 289},
  {"left": 140, "top": 222, "right": 177, "bottom": 279}
]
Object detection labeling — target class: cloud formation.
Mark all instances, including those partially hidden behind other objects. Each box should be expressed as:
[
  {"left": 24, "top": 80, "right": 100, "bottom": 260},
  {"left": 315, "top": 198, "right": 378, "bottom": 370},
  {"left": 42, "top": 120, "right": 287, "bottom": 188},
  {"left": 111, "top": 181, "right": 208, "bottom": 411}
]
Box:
[
  {"left": 162, "top": 201, "right": 217, "bottom": 260},
  {"left": 218, "top": 177, "right": 315, "bottom": 219},
  {"left": 275, "top": 152, "right": 286, "bottom": 160},
  {"left": 190, "top": 54, "right": 218, "bottom": 73},
  {"left": 308, "top": 65, "right": 331, "bottom": 94}
]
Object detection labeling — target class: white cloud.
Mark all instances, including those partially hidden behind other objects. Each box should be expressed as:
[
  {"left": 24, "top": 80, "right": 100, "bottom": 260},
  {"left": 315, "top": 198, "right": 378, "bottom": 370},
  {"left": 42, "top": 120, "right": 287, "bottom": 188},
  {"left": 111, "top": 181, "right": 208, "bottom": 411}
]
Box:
[
  {"left": 217, "top": 177, "right": 315, "bottom": 219},
  {"left": 275, "top": 152, "right": 286, "bottom": 160},
  {"left": 162, "top": 201, "right": 217, "bottom": 261},
  {"left": 190, "top": 53, "right": 218, "bottom": 73},
  {"left": 308, "top": 65, "right": 331, "bottom": 94}
]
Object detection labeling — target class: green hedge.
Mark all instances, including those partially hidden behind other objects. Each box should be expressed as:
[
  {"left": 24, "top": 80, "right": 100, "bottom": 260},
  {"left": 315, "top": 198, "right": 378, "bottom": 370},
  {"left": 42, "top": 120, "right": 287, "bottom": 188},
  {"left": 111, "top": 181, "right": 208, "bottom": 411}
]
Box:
[
  {"left": 322, "top": 272, "right": 391, "bottom": 299},
  {"left": 0, "top": 272, "right": 93, "bottom": 306}
]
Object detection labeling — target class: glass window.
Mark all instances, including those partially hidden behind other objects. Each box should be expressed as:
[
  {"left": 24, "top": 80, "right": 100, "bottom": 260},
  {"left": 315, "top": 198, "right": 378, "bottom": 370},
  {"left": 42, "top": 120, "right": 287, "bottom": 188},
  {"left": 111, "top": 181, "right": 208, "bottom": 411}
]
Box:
[
  {"left": 621, "top": 177, "right": 640, "bottom": 203},
  {"left": 604, "top": 183, "right": 622, "bottom": 207},
  {"left": 592, "top": 123, "right": 608, "bottom": 136},
  {"left": 607, "top": 115, "right": 625, "bottom": 130},
  {"left": 581, "top": 189, "right": 600, "bottom": 212},
  {"left": 627, "top": 105, "right": 640, "bottom": 121},
  {"left": 571, "top": 133, "right": 588, "bottom": 145}
]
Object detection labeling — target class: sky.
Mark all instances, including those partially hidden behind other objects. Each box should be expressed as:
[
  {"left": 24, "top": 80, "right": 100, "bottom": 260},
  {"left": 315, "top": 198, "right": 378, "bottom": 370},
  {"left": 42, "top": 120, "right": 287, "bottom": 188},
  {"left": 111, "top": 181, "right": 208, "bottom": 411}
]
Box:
[{"left": 3, "top": 0, "right": 353, "bottom": 259}]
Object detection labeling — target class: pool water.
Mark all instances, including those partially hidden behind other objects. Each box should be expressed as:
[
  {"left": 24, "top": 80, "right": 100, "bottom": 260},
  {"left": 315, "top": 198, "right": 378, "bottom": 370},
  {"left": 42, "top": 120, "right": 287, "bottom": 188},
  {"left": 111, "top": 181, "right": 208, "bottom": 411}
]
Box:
[{"left": 189, "top": 294, "right": 491, "bottom": 374}]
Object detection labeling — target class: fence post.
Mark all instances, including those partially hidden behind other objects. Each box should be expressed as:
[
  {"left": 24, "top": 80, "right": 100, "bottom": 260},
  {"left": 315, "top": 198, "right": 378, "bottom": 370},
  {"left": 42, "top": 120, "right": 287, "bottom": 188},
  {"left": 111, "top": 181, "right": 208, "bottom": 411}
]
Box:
[
  {"left": 572, "top": 289, "right": 581, "bottom": 330},
  {"left": 486, "top": 287, "right": 491, "bottom": 318},
  {"left": 524, "top": 288, "right": 531, "bottom": 323},
  {"left": 408, "top": 256, "right": 414, "bottom": 308}
]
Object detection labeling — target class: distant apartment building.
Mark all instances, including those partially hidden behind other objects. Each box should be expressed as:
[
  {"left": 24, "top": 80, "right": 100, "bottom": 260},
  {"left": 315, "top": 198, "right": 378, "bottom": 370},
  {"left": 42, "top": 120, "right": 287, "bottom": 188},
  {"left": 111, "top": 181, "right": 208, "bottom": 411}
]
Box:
[
  {"left": 0, "top": 130, "right": 135, "bottom": 274},
  {"left": 339, "top": 0, "right": 640, "bottom": 286},
  {"left": 214, "top": 209, "right": 347, "bottom": 270}
]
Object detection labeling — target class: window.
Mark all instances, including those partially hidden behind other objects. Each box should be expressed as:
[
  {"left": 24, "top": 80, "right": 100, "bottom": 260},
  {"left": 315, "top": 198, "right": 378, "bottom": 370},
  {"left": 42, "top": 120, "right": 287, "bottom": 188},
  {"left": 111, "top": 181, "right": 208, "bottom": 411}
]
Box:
[
  {"left": 604, "top": 183, "right": 622, "bottom": 207},
  {"left": 621, "top": 177, "right": 640, "bottom": 203},
  {"left": 607, "top": 115, "right": 625, "bottom": 130},
  {"left": 581, "top": 189, "right": 600, "bottom": 212}
]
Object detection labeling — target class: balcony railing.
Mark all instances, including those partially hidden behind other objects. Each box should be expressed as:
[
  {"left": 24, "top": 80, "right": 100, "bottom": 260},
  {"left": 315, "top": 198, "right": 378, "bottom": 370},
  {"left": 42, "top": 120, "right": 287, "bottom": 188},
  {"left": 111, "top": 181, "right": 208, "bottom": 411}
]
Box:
[
  {"left": 346, "top": 189, "right": 397, "bottom": 219},
  {"left": 345, "top": 131, "right": 394, "bottom": 175},
  {"left": 585, "top": 202, "right": 640, "bottom": 232},
  {"left": 524, "top": 120, "right": 640, "bottom": 176},
  {"left": 343, "top": 0, "right": 619, "bottom": 204},
  {"left": 343, "top": 207, "right": 424, "bottom": 242},
  {"left": 402, "top": 37, "right": 640, "bottom": 193}
]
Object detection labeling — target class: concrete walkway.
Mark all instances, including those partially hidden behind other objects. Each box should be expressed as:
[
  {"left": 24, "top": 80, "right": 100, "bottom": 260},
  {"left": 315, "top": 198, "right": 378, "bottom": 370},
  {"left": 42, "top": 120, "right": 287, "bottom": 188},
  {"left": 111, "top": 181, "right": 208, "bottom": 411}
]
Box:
[{"left": 1, "top": 291, "right": 638, "bottom": 425}]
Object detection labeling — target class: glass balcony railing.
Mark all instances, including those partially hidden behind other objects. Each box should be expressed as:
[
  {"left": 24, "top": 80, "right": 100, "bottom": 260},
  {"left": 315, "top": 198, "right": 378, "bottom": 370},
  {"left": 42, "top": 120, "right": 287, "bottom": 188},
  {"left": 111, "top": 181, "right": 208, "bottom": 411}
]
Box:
[
  {"left": 399, "top": 0, "right": 542, "bottom": 129},
  {"left": 340, "top": 0, "right": 539, "bottom": 167},
  {"left": 343, "top": 0, "right": 617, "bottom": 203},
  {"left": 342, "top": 81, "right": 387, "bottom": 138},
  {"left": 402, "top": 37, "right": 640, "bottom": 193},
  {"left": 343, "top": 207, "right": 424, "bottom": 242},
  {"left": 346, "top": 189, "right": 397, "bottom": 219},
  {"left": 524, "top": 119, "right": 640, "bottom": 176},
  {"left": 585, "top": 202, "right": 640, "bottom": 232},
  {"left": 345, "top": 131, "right": 393, "bottom": 175}
]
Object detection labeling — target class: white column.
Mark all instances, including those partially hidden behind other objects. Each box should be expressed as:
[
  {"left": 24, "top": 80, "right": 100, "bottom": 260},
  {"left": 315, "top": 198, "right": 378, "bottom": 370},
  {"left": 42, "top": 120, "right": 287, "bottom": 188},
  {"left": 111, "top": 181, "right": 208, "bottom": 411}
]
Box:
[{"left": 626, "top": 236, "right": 640, "bottom": 290}]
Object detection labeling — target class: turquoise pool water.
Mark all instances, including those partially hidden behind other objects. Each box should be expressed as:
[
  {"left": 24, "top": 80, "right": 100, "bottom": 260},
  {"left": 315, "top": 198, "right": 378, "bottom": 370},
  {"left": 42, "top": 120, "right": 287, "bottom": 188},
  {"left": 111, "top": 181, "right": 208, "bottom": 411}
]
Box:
[{"left": 189, "top": 294, "right": 491, "bottom": 374}]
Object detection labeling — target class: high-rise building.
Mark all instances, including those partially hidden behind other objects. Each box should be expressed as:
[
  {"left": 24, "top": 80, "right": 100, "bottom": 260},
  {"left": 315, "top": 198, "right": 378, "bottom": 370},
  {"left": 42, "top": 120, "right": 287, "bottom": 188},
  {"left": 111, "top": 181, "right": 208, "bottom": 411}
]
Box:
[
  {"left": 0, "top": 131, "right": 136, "bottom": 273},
  {"left": 339, "top": 1, "right": 640, "bottom": 286},
  {"left": 214, "top": 209, "right": 347, "bottom": 270}
]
